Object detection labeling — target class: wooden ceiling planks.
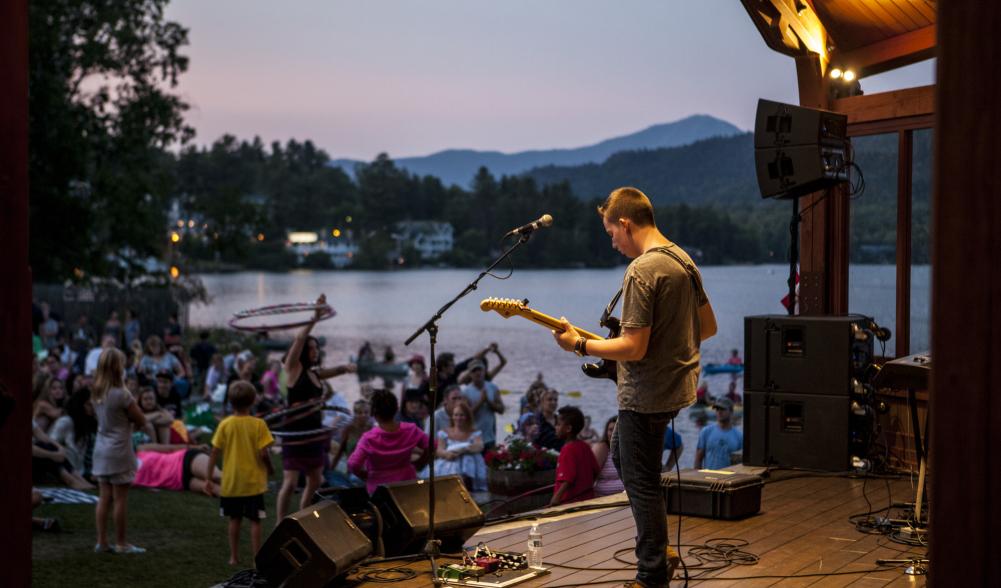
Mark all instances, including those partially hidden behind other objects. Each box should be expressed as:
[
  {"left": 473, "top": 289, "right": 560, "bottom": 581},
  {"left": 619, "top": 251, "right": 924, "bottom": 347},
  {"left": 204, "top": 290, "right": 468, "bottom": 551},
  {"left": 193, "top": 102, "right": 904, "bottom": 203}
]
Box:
[{"left": 743, "top": 1, "right": 937, "bottom": 77}]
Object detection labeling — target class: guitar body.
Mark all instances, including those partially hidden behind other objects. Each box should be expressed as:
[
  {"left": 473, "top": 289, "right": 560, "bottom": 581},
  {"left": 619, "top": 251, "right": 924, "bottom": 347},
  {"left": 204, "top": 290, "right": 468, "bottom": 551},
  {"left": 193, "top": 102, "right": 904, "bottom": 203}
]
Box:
[
  {"left": 479, "top": 297, "right": 617, "bottom": 383},
  {"left": 581, "top": 316, "right": 619, "bottom": 382}
]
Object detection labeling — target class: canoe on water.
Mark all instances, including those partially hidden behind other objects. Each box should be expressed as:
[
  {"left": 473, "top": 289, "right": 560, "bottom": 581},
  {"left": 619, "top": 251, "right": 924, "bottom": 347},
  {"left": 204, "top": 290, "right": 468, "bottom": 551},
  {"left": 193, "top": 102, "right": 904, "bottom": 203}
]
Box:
[{"left": 702, "top": 363, "right": 744, "bottom": 375}]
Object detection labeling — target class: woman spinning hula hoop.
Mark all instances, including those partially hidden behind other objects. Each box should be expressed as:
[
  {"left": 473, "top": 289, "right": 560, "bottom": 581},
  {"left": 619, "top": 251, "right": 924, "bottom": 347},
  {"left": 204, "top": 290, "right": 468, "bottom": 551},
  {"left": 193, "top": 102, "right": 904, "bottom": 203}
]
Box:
[{"left": 275, "top": 294, "right": 357, "bottom": 523}]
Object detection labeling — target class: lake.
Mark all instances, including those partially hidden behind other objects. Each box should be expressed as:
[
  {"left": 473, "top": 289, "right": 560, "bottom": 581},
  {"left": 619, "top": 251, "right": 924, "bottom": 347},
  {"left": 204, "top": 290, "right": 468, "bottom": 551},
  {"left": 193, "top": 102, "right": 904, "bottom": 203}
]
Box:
[{"left": 189, "top": 264, "right": 929, "bottom": 468}]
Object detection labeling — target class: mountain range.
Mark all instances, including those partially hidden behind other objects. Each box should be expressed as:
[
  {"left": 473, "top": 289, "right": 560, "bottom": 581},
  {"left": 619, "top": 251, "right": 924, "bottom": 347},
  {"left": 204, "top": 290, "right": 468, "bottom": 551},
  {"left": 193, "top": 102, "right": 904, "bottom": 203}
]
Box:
[{"left": 330, "top": 114, "right": 742, "bottom": 187}]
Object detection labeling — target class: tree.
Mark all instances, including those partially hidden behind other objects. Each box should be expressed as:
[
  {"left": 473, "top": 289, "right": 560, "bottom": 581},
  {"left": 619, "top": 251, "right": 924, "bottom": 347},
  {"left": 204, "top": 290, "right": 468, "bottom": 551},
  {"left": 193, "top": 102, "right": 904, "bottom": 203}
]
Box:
[{"left": 29, "top": 0, "right": 192, "bottom": 282}]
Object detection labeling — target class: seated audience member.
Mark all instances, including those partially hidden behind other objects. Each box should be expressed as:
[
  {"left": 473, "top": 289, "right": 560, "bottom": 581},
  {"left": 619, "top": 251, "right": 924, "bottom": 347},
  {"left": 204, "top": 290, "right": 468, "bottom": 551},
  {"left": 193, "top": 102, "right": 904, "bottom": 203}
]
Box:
[
  {"left": 399, "top": 388, "right": 430, "bottom": 432},
  {"left": 84, "top": 335, "right": 117, "bottom": 376},
  {"left": 138, "top": 387, "right": 182, "bottom": 444},
  {"left": 34, "top": 375, "right": 68, "bottom": 433},
  {"left": 32, "top": 419, "right": 94, "bottom": 490},
  {"left": 534, "top": 388, "right": 563, "bottom": 451},
  {"left": 434, "top": 401, "right": 487, "bottom": 492},
  {"left": 549, "top": 406, "right": 600, "bottom": 506},
  {"left": 520, "top": 379, "right": 547, "bottom": 416},
  {"left": 124, "top": 374, "right": 139, "bottom": 398},
  {"left": 203, "top": 353, "right": 226, "bottom": 401},
  {"left": 694, "top": 398, "right": 742, "bottom": 470},
  {"left": 433, "top": 385, "right": 465, "bottom": 433},
  {"left": 348, "top": 389, "right": 432, "bottom": 494},
  {"left": 154, "top": 371, "right": 183, "bottom": 420},
  {"left": 137, "top": 335, "right": 183, "bottom": 383},
  {"left": 505, "top": 412, "right": 540, "bottom": 444},
  {"left": 328, "top": 399, "right": 372, "bottom": 487},
  {"left": 168, "top": 344, "right": 194, "bottom": 399},
  {"left": 663, "top": 425, "right": 684, "bottom": 471},
  {"left": 49, "top": 387, "right": 97, "bottom": 479},
  {"left": 260, "top": 360, "right": 283, "bottom": 404},
  {"left": 592, "top": 416, "right": 625, "bottom": 496}
]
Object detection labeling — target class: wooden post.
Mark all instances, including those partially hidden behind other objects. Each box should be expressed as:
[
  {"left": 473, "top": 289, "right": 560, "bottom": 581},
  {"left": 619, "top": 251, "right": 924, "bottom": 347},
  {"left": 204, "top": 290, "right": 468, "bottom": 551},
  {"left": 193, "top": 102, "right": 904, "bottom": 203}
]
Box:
[
  {"left": 931, "top": 2, "right": 1001, "bottom": 585},
  {"left": 0, "top": 0, "right": 33, "bottom": 585},
  {"left": 795, "top": 54, "right": 849, "bottom": 315}
]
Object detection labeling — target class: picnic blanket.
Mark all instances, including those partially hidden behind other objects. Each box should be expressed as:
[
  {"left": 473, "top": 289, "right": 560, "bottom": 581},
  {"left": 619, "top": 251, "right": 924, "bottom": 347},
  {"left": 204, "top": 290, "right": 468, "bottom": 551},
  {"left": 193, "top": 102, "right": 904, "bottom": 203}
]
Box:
[{"left": 38, "top": 487, "right": 98, "bottom": 504}]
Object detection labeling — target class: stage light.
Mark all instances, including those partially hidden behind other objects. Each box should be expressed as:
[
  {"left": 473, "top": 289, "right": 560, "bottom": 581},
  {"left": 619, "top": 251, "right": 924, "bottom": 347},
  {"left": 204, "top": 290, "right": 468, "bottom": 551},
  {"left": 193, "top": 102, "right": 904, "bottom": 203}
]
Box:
[
  {"left": 169, "top": 266, "right": 180, "bottom": 279},
  {"left": 843, "top": 70, "right": 856, "bottom": 82},
  {"left": 830, "top": 68, "right": 843, "bottom": 79},
  {"left": 170, "top": 231, "right": 181, "bottom": 243}
]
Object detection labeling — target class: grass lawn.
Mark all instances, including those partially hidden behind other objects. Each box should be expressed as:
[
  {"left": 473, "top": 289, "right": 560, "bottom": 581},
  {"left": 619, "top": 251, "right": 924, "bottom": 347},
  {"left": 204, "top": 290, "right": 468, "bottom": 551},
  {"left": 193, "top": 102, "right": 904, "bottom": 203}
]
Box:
[{"left": 33, "top": 454, "right": 289, "bottom": 588}]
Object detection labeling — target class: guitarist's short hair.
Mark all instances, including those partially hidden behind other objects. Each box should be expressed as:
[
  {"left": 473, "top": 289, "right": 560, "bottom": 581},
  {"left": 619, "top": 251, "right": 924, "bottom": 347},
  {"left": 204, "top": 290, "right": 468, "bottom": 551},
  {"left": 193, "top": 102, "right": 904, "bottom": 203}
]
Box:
[{"left": 598, "top": 187, "right": 655, "bottom": 227}]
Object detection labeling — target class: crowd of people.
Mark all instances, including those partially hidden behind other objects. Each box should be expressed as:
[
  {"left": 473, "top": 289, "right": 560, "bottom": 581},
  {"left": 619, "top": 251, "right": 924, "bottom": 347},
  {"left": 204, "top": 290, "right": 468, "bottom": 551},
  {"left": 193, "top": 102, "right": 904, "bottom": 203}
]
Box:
[{"left": 28, "top": 294, "right": 743, "bottom": 565}]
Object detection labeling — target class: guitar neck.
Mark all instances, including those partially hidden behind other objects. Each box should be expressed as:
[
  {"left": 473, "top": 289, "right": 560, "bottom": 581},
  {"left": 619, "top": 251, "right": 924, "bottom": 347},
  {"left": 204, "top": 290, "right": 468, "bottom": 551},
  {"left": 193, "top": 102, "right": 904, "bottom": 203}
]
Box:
[{"left": 519, "top": 308, "right": 604, "bottom": 341}]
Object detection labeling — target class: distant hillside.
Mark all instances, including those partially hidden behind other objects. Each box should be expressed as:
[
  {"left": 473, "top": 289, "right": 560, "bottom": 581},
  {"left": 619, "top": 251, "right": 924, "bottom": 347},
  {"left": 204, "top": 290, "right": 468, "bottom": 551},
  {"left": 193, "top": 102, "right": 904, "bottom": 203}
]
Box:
[
  {"left": 525, "top": 133, "right": 760, "bottom": 207},
  {"left": 330, "top": 114, "right": 741, "bottom": 187}
]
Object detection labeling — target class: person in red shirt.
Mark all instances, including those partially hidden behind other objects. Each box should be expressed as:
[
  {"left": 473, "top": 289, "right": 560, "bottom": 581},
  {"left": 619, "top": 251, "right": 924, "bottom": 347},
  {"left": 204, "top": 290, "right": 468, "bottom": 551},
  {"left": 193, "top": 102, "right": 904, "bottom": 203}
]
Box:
[{"left": 550, "top": 406, "right": 601, "bottom": 506}]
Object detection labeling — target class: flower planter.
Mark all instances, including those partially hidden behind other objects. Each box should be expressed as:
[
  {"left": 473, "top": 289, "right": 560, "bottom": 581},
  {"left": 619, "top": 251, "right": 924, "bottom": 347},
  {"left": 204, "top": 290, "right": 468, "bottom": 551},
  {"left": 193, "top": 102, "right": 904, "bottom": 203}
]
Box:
[{"left": 487, "top": 468, "right": 556, "bottom": 497}]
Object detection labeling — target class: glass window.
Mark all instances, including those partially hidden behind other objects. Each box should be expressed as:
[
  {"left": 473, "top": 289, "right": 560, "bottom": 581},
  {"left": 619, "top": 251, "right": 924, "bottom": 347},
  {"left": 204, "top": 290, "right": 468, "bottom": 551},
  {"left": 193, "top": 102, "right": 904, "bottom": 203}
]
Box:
[
  {"left": 848, "top": 133, "right": 898, "bottom": 357},
  {"left": 910, "top": 129, "right": 933, "bottom": 354}
]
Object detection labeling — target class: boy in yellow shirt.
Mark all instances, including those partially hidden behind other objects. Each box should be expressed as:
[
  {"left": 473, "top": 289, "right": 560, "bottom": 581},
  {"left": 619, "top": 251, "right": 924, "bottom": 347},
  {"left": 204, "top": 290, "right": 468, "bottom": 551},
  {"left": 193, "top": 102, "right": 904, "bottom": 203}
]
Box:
[{"left": 205, "top": 381, "right": 274, "bottom": 565}]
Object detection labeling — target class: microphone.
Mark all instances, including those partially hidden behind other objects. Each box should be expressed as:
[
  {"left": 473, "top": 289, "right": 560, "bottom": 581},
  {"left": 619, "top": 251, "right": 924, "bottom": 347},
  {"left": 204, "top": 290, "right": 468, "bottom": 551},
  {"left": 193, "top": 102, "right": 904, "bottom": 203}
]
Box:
[{"left": 505, "top": 214, "right": 553, "bottom": 238}]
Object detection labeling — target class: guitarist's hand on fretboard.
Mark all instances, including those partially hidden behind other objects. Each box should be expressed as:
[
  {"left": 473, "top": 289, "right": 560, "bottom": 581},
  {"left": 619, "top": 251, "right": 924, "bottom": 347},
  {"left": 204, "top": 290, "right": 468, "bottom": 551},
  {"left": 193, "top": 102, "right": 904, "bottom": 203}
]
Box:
[{"left": 553, "top": 317, "right": 581, "bottom": 353}]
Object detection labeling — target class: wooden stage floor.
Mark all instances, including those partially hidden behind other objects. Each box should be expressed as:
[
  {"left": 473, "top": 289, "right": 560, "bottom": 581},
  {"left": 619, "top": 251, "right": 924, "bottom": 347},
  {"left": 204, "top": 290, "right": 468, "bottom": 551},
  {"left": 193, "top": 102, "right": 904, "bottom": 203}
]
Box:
[{"left": 346, "top": 472, "right": 928, "bottom": 587}]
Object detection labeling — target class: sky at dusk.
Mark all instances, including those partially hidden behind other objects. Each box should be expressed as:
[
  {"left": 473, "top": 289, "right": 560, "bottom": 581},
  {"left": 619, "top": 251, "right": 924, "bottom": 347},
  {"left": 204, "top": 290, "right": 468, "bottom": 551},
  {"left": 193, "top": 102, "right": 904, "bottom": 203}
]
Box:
[{"left": 165, "top": 0, "right": 934, "bottom": 160}]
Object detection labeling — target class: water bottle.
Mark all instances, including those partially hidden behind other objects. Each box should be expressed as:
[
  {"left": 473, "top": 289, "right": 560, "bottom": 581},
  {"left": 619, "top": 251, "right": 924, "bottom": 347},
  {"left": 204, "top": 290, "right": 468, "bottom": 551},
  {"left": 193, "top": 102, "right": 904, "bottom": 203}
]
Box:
[{"left": 527, "top": 523, "right": 542, "bottom": 568}]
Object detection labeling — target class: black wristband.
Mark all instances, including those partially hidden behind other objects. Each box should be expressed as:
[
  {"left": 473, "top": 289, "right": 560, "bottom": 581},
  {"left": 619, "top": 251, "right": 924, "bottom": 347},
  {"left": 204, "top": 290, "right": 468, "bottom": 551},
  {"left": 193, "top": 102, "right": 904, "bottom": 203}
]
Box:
[{"left": 581, "top": 338, "right": 587, "bottom": 356}]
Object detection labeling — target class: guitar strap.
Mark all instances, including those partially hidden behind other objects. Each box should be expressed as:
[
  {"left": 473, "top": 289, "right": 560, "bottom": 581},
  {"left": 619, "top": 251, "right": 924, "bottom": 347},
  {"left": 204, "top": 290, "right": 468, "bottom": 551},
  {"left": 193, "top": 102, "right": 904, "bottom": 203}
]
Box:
[{"left": 601, "top": 245, "right": 708, "bottom": 322}]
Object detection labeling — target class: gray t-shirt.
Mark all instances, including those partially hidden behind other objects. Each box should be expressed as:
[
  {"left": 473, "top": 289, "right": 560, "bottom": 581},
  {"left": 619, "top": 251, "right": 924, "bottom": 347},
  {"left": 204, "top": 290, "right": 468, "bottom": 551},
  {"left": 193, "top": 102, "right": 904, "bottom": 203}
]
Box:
[
  {"left": 92, "top": 387, "right": 138, "bottom": 476},
  {"left": 616, "top": 244, "right": 707, "bottom": 414}
]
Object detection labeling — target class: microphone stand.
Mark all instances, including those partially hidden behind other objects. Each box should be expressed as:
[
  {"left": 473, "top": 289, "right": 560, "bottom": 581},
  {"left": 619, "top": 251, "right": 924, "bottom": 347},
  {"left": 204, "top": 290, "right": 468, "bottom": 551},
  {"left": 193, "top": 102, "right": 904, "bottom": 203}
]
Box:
[{"left": 404, "top": 231, "right": 535, "bottom": 585}]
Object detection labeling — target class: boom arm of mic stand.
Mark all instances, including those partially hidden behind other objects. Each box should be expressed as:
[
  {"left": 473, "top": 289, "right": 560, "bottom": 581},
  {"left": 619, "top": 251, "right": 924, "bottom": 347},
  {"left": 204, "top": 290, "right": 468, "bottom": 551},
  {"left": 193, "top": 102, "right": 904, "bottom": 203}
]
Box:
[
  {"left": 403, "top": 232, "right": 531, "bottom": 585},
  {"left": 405, "top": 232, "right": 531, "bottom": 346}
]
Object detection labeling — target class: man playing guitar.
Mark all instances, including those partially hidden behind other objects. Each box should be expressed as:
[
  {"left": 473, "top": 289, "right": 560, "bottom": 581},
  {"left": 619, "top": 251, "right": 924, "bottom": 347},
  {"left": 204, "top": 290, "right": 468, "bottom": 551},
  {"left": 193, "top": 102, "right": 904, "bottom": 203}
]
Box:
[{"left": 553, "top": 187, "right": 716, "bottom": 588}]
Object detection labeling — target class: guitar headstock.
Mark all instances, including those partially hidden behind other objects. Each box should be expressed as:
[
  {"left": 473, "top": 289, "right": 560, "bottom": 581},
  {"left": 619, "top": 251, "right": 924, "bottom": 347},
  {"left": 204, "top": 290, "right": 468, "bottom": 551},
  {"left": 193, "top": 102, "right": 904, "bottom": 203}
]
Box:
[{"left": 479, "top": 297, "right": 530, "bottom": 318}]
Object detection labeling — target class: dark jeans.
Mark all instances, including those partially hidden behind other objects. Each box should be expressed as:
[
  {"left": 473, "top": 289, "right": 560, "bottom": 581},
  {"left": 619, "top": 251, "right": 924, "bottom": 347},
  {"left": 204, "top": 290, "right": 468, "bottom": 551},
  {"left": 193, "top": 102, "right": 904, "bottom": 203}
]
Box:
[{"left": 612, "top": 409, "right": 677, "bottom": 588}]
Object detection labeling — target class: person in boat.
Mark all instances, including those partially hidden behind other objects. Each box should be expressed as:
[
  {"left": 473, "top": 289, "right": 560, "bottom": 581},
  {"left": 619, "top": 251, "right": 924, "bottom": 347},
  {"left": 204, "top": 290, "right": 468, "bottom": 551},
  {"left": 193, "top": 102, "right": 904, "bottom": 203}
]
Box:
[
  {"left": 726, "top": 349, "right": 743, "bottom": 366},
  {"left": 552, "top": 187, "right": 716, "bottom": 588}
]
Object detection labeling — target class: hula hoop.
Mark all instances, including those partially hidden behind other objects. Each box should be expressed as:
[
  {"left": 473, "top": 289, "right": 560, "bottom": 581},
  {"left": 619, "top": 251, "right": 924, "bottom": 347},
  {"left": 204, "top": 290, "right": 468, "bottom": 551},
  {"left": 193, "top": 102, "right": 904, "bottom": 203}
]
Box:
[{"left": 229, "top": 302, "right": 336, "bottom": 332}]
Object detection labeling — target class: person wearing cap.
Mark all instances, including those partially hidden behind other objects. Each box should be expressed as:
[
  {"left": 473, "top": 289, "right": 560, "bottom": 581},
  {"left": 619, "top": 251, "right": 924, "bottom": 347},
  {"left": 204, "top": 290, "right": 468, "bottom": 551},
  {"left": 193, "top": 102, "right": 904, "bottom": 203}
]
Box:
[
  {"left": 460, "top": 358, "right": 504, "bottom": 451},
  {"left": 694, "top": 397, "right": 742, "bottom": 470}
]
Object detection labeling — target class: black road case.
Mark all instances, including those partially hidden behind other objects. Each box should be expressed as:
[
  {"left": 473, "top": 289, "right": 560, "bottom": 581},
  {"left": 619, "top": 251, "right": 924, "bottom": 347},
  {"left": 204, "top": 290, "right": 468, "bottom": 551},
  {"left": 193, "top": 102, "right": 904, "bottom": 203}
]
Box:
[{"left": 662, "top": 470, "right": 763, "bottom": 520}]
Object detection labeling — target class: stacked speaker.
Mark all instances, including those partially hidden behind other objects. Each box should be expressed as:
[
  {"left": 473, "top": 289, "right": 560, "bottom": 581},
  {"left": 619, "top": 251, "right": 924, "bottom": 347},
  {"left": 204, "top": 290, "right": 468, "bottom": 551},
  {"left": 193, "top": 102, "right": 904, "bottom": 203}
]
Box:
[
  {"left": 743, "top": 315, "right": 875, "bottom": 471},
  {"left": 256, "top": 475, "right": 484, "bottom": 587},
  {"left": 754, "top": 99, "right": 849, "bottom": 199}
]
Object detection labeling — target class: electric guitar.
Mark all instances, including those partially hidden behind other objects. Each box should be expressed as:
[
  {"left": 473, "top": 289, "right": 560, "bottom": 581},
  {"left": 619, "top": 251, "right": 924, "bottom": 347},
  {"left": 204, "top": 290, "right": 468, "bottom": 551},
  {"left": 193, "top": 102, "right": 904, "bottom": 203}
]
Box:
[{"left": 479, "top": 297, "right": 618, "bottom": 382}]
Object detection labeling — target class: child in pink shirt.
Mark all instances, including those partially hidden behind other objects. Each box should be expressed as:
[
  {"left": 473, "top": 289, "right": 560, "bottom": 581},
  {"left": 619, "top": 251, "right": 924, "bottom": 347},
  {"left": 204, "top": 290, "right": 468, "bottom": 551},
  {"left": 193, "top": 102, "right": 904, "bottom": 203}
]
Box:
[{"left": 348, "top": 389, "right": 432, "bottom": 494}]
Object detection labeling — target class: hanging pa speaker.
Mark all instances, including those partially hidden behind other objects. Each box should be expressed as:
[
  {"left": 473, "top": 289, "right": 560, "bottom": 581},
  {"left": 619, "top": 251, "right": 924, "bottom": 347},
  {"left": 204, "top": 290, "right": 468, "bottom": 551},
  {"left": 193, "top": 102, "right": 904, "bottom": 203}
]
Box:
[
  {"left": 255, "top": 500, "right": 372, "bottom": 588},
  {"left": 371, "top": 475, "right": 484, "bottom": 557},
  {"left": 754, "top": 99, "right": 849, "bottom": 199}
]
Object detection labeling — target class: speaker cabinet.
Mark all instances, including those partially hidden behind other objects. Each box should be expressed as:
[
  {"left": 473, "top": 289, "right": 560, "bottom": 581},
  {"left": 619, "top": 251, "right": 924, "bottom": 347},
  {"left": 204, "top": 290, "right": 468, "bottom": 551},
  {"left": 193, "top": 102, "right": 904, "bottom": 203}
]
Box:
[
  {"left": 743, "top": 390, "right": 850, "bottom": 471},
  {"left": 256, "top": 500, "right": 372, "bottom": 588},
  {"left": 754, "top": 99, "right": 849, "bottom": 199},
  {"left": 371, "top": 475, "right": 484, "bottom": 557},
  {"left": 744, "top": 314, "right": 874, "bottom": 397}
]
